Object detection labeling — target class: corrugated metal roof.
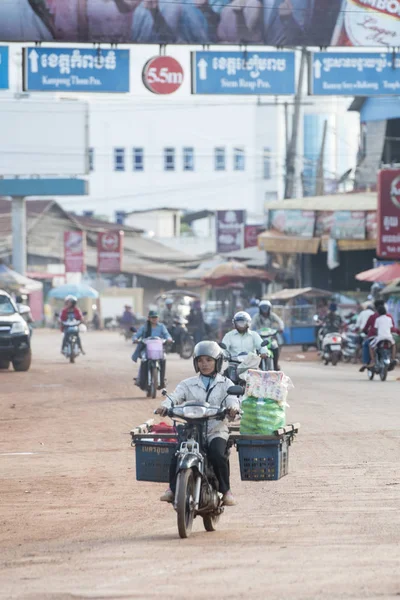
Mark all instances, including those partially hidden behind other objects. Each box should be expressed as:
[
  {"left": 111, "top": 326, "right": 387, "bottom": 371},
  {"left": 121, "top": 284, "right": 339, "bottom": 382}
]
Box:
[{"left": 265, "top": 192, "right": 376, "bottom": 211}]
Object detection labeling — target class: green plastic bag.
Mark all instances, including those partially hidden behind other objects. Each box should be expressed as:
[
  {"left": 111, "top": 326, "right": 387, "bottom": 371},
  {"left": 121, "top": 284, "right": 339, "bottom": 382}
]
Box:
[{"left": 240, "top": 396, "right": 286, "bottom": 436}]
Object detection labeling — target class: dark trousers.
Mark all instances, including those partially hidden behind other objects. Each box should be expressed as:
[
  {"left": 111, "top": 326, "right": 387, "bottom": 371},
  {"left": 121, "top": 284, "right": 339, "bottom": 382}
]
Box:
[
  {"left": 62, "top": 331, "right": 83, "bottom": 352},
  {"left": 272, "top": 347, "right": 280, "bottom": 371},
  {"left": 138, "top": 359, "right": 166, "bottom": 389},
  {"left": 169, "top": 436, "right": 230, "bottom": 495}
]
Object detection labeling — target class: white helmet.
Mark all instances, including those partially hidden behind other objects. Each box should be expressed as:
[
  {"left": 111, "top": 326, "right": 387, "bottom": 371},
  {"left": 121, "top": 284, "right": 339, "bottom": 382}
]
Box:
[
  {"left": 193, "top": 341, "right": 223, "bottom": 373},
  {"left": 232, "top": 311, "right": 252, "bottom": 330},
  {"left": 259, "top": 300, "right": 272, "bottom": 315},
  {"left": 65, "top": 295, "right": 77, "bottom": 305}
]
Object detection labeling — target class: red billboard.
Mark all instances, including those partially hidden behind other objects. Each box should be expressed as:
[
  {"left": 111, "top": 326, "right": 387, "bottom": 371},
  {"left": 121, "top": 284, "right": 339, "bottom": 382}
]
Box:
[
  {"left": 143, "top": 56, "right": 184, "bottom": 95},
  {"left": 377, "top": 169, "right": 400, "bottom": 259},
  {"left": 97, "top": 231, "right": 124, "bottom": 273},
  {"left": 244, "top": 225, "right": 265, "bottom": 248},
  {"left": 64, "top": 231, "right": 86, "bottom": 273}
]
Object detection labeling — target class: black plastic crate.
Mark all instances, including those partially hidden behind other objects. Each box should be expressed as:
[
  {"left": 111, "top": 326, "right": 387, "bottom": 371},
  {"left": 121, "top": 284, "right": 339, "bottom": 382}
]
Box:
[
  {"left": 135, "top": 440, "right": 177, "bottom": 483},
  {"left": 236, "top": 437, "right": 289, "bottom": 481}
]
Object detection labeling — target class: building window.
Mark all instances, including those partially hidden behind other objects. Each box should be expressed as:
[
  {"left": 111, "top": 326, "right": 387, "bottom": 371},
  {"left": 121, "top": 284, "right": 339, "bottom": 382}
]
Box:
[
  {"left": 133, "top": 147, "right": 144, "bottom": 171},
  {"left": 263, "top": 148, "right": 271, "bottom": 180},
  {"left": 164, "top": 147, "right": 175, "bottom": 171},
  {"left": 183, "top": 147, "right": 194, "bottom": 171},
  {"left": 214, "top": 147, "right": 226, "bottom": 171},
  {"left": 88, "top": 148, "right": 94, "bottom": 172},
  {"left": 234, "top": 147, "right": 245, "bottom": 171},
  {"left": 114, "top": 147, "right": 125, "bottom": 172}
]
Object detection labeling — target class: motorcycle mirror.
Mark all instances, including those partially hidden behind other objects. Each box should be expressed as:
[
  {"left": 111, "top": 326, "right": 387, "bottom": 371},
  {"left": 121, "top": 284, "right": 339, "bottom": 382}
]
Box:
[
  {"left": 54, "top": 312, "right": 59, "bottom": 318},
  {"left": 218, "top": 342, "right": 227, "bottom": 350},
  {"left": 227, "top": 385, "right": 244, "bottom": 397},
  {"left": 161, "top": 389, "right": 168, "bottom": 397},
  {"left": 313, "top": 315, "right": 319, "bottom": 323},
  {"left": 82, "top": 311, "right": 88, "bottom": 316},
  {"left": 130, "top": 327, "right": 137, "bottom": 332},
  {"left": 261, "top": 339, "right": 269, "bottom": 347}
]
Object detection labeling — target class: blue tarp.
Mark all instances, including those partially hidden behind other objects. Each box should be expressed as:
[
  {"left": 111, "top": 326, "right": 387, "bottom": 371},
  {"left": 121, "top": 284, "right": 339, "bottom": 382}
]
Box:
[{"left": 359, "top": 97, "right": 400, "bottom": 122}]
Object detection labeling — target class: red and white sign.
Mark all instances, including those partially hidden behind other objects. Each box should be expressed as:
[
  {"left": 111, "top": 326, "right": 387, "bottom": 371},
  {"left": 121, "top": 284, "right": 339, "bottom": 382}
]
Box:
[
  {"left": 244, "top": 225, "right": 264, "bottom": 248},
  {"left": 64, "top": 231, "right": 86, "bottom": 273},
  {"left": 377, "top": 169, "right": 400, "bottom": 259},
  {"left": 142, "top": 56, "right": 184, "bottom": 95},
  {"left": 97, "top": 231, "right": 124, "bottom": 273}
]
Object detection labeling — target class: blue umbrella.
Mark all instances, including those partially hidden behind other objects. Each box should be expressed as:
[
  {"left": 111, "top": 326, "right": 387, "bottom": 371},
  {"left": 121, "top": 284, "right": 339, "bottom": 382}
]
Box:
[{"left": 48, "top": 283, "right": 99, "bottom": 300}]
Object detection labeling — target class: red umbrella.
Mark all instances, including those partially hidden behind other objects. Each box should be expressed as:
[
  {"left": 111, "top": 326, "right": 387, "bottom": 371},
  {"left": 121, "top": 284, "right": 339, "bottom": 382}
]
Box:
[
  {"left": 355, "top": 263, "right": 400, "bottom": 283},
  {"left": 202, "top": 260, "right": 273, "bottom": 287}
]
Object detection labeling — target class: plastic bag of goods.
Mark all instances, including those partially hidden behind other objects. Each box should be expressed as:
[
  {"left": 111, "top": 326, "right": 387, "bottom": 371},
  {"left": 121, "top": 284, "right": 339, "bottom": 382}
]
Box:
[{"left": 240, "top": 370, "right": 293, "bottom": 436}]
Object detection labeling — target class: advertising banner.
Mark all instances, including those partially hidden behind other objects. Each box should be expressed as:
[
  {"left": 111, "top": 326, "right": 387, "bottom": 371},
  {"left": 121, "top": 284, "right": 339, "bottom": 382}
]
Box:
[
  {"left": 0, "top": 46, "right": 8, "bottom": 89},
  {"left": 64, "top": 231, "right": 86, "bottom": 273},
  {"left": 331, "top": 211, "right": 366, "bottom": 240},
  {"left": 244, "top": 225, "right": 265, "bottom": 248},
  {"left": 216, "top": 210, "right": 245, "bottom": 254},
  {"left": 23, "top": 47, "right": 129, "bottom": 92},
  {"left": 2, "top": 1, "right": 399, "bottom": 46},
  {"left": 192, "top": 51, "right": 295, "bottom": 95},
  {"left": 269, "top": 210, "right": 315, "bottom": 238},
  {"left": 315, "top": 211, "right": 335, "bottom": 237},
  {"left": 310, "top": 52, "right": 400, "bottom": 96},
  {"left": 377, "top": 169, "right": 400, "bottom": 259},
  {"left": 366, "top": 211, "right": 377, "bottom": 240},
  {"left": 97, "top": 231, "right": 124, "bottom": 273}
]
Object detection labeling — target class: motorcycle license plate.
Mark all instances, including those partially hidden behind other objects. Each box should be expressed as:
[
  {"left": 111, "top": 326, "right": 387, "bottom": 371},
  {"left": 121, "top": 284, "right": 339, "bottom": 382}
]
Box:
[{"left": 331, "top": 344, "right": 341, "bottom": 351}]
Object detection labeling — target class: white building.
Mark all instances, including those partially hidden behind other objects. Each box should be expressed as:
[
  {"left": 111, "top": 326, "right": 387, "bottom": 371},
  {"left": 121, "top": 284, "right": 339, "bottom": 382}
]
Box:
[{"left": 2, "top": 44, "right": 359, "bottom": 221}]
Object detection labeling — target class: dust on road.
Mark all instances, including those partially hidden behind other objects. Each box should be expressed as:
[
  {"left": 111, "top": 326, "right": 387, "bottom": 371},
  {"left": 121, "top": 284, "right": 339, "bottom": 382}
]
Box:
[{"left": 0, "top": 331, "right": 399, "bottom": 599}]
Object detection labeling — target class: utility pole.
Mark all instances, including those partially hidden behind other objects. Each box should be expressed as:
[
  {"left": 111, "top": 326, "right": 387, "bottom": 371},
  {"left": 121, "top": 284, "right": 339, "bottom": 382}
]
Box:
[
  {"left": 315, "top": 119, "right": 328, "bottom": 196},
  {"left": 11, "top": 197, "right": 27, "bottom": 275},
  {"left": 285, "top": 48, "right": 307, "bottom": 199}
]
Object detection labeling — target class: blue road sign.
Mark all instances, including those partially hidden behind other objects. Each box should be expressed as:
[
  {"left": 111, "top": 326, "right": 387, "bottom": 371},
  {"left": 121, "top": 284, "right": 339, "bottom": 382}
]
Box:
[
  {"left": 310, "top": 52, "right": 400, "bottom": 96},
  {"left": 191, "top": 51, "right": 295, "bottom": 95},
  {"left": 0, "top": 47, "right": 9, "bottom": 90},
  {"left": 23, "top": 47, "right": 129, "bottom": 93}
]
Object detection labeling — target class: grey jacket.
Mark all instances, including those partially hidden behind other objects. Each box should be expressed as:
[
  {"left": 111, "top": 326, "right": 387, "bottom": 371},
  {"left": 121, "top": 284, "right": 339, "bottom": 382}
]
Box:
[{"left": 162, "top": 373, "right": 239, "bottom": 442}]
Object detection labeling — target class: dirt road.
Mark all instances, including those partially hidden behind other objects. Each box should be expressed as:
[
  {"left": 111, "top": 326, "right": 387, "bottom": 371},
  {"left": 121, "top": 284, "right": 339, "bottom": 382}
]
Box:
[{"left": 1, "top": 331, "right": 399, "bottom": 599}]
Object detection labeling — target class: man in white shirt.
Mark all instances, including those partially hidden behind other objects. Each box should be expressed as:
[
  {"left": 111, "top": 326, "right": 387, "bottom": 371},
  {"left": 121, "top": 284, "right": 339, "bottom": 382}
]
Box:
[
  {"left": 222, "top": 311, "right": 267, "bottom": 357},
  {"left": 355, "top": 304, "right": 375, "bottom": 332},
  {"left": 369, "top": 305, "right": 398, "bottom": 366}
]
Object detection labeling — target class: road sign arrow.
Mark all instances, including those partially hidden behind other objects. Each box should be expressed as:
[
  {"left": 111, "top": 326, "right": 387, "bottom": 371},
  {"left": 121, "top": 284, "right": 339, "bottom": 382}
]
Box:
[
  {"left": 29, "top": 49, "right": 39, "bottom": 74},
  {"left": 197, "top": 58, "right": 208, "bottom": 81},
  {"left": 313, "top": 59, "right": 322, "bottom": 80}
]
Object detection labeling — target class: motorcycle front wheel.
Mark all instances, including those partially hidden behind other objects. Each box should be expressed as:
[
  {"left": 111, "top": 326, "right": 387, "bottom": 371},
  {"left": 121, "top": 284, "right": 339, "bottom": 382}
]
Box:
[
  {"left": 380, "top": 366, "right": 388, "bottom": 382},
  {"left": 203, "top": 513, "right": 220, "bottom": 532},
  {"left": 150, "top": 365, "right": 158, "bottom": 399},
  {"left": 180, "top": 336, "right": 195, "bottom": 360},
  {"left": 176, "top": 469, "right": 195, "bottom": 539}
]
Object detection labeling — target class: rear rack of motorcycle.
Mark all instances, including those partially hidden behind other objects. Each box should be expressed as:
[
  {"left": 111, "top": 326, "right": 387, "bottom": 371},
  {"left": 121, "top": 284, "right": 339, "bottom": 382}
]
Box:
[{"left": 228, "top": 422, "right": 300, "bottom": 442}]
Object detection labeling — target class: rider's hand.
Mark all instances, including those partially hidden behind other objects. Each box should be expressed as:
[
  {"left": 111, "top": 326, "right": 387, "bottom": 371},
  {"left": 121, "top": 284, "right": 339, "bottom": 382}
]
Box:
[
  {"left": 260, "top": 352, "right": 268, "bottom": 358},
  {"left": 227, "top": 407, "right": 239, "bottom": 419},
  {"left": 155, "top": 406, "right": 168, "bottom": 416}
]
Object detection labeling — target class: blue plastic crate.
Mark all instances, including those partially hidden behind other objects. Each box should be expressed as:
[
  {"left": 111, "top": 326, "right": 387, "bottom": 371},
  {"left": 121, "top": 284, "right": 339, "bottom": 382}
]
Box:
[
  {"left": 135, "top": 440, "right": 177, "bottom": 483},
  {"left": 236, "top": 437, "right": 289, "bottom": 481}
]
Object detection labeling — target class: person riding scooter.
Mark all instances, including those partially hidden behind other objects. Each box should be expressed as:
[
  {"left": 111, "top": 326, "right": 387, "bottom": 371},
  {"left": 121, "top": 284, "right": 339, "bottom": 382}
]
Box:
[
  {"left": 222, "top": 311, "right": 269, "bottom": 368},
  {"left": 132, "top": 310, "right": 172, "bottom": 389},
  {"left": 155, "top": 340, "right": 240, "bottom": 506},
  {"left": 60, "top": 295, "right": 85, "bottom": 355},
  {"left": 321, "top": 303, "right": 343, "bottom": 335},
  {"left": 251, "top": 301, "right": 284, "bottom": 370}
]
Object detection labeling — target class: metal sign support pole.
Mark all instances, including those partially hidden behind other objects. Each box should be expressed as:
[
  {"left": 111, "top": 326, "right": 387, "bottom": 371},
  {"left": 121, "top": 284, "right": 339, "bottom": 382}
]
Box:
[{"left": 11, "top": 196, "right": 27, "bottom": 275}]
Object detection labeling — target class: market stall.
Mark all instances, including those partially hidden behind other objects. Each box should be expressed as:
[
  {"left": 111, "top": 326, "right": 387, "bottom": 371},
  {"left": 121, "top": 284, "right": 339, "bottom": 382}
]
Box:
[{"left": 268, "top": 287, "right": 332, "bottom": 347}]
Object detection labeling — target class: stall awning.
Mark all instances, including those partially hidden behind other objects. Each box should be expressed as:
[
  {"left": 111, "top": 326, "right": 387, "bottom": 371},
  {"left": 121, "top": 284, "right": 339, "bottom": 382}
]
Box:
[
  {"left": 320, "top": 238, "right": 376, "bottom": 251},
  {"left": 258, "top": 231, "right": 320, "bottom": 254}
]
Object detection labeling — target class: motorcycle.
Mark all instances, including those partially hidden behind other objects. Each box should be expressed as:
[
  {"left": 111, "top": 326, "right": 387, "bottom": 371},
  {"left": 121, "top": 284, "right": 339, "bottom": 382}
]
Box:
[
  {"left": 321, "top": 331, "right": 343, "bottom": 366},
  {"left": 257, "top": 328, "right": 279, "bottom": 370},
  {"left": 136, "top": 337, "right": 166, "bottom": 399},
  {"left": 367, "top": 340, "right": 394, "bottom": 382},
  {"left": 61, "top": 319, "right": 83, "bottom": 364},
  {"left": 342, "top": 328, "right": 361, "bottom": 364},
  {"left": 166, "top": 317, "right": 195, "bottom": 360},
  {"left": 158, "top": 385, "right": 243, "bottom": 539},
  {"left": 219, "top": 341, "right": 270, "bottom": 385}
]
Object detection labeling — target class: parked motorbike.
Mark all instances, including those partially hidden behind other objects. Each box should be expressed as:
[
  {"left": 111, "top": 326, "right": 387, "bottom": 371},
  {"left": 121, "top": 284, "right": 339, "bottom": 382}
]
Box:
[
  {"left": 158, "top": 385, "right": 243, "bottom": 538},
  {"left": 367, "top": 340, "right": 393, "bottom": 382},
  {"left": 321, "top": 331, "right": 343, "bottom": 366},
  {"left": 256, "top": 328, "right": 278, "bottom": 370},
  {"left": 166, "top": 317, "right": 195, "bottom": 360},
  {"left": 136, "top": 337, "right": 166, "bottom": 399},
  {"left": 61, "top": 319, "right": 83, "bottom": 364}
]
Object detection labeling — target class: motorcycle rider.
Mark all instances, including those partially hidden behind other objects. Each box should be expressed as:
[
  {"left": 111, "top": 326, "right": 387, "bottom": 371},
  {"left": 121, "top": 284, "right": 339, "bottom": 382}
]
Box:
[
  {"left": 245, "top": 298, "right": 260, "bottom": 319},
  {"left": 222, "top": 311, "right": 269, "bottom": 365},
  {"left": 120, "top": 304, "right": 137, "bottom": 334},
  {"left": 155, "top": 341, "right": 240, "bottom": 506},
  {"left": 321, "top": 303, "right": 342, "bottom": 334},
  {"left": 60, "top": 295, "right": 85, "bottom": 355},
  {"left": 367, "top": 304, "right": 399, "bottom": 368},
  {"left": 159, "top": 298, "right": 179, "bottom": 332},
  {"left": 132, "top": 310, "right": 172, "bottom": 388},
  {"left": 359, "top": 300, "right": 397, "bottom": 372},
  {"left": 251, "top": 301, "right": 284, "bottom": 370}
]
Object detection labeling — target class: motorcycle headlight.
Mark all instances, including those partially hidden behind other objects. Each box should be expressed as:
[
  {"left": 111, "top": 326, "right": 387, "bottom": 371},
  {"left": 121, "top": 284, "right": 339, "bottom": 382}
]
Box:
[
  {"left": 182, "top": 406, "right": 207, "bottom": 419},
  {"left": 11, "top": 321, "right": 29, "bottom": 335}
]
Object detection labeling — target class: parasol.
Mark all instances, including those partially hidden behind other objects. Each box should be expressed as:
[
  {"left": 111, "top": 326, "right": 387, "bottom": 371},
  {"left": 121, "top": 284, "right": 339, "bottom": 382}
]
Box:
[
  {"left": 355, "top": 263, "right": 400, "bottom": 284},
  {"left": 202, "top": 260, "right": 273, "bottom": 287},
  {"left": 48, "top": 283, "right": 99, "bottom": 300}
]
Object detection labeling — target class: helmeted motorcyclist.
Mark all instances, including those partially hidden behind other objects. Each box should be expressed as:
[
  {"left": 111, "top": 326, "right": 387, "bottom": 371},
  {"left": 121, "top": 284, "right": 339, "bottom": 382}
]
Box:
[
  {"left": 156, "top": 341, "right": 240, "bottom": 506},
  {"left": 222, "top": 311, "right": 267, "bottom": 359},
  {"left": 60, "top": 295, "right": 85, "bottom": 355},
  {"left": 322, "top": 303, "right": 343, "bottom": 335},
  {"left": 251, "top": 301, "right": 284, "bottom": 370},
  {"left": 159, "top": 298, "right": 179, "bottom": 332},
  {"left": 245, "top": 298, "right": 259, "bottom": 319},
  {"left": 132, "top": 310, "right": 172, "bottom": 389}
]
